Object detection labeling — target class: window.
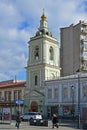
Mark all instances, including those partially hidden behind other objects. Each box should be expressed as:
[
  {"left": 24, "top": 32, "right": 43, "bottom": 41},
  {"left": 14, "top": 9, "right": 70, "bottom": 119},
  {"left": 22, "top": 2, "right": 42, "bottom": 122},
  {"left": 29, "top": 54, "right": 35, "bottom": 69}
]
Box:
[
  {"left": 83, "top": 86, "right": 87, "bottom": 97},
  {"left": 63, "top": 106, "right": 71, "bottom": 116},
  {"left": 83, "top": 52, "right": 87, "bottom": 58},
  {"left": 34, "top": 46, "right": 39, "bottom": 60},
  {"left": 0, "top": 92, "right": 2, "bottom": 98},
  {"left": 14, "top": 90, "right": 22, "bottom": 100},
  {"left": 8, "top": 91, "right": 11, "bottom": 101},
  {"left": 4, "top": 91, "right": 11, "bottom": 101},
  {"left": 54, "top": 88, "right": 58, "bottom": 99},
  {"left": 84, "top": 35, "right": 87, "bottom": 41},
  {"left": 49, "top": 46, "right": 54, "bottom": 60},
  {"left": 51, "top": 73, "right": 55, "bottom": 79},
  {"left": 35, "top": 75, "right": 38, "bottom": 85},
  {"left": 4, "top": 91, "right": 8, "bottom": 101},
  {"left": 63, "top": 87, "right": 68, "bottom": 98},
  {"left": 84, "top": 43, "right": 87, "bottom": 49},
  {"left": 71, "top": 86, "right": 74, "bottom": 98},
  {"left": 14, "top": 90, "right": 17, "bottom": 100},
  {"left": 48, "top": 89, "right": 52, "bottom": 99},
  {"left": 18, "top": 90, "right": 22, "bottom": 100}
]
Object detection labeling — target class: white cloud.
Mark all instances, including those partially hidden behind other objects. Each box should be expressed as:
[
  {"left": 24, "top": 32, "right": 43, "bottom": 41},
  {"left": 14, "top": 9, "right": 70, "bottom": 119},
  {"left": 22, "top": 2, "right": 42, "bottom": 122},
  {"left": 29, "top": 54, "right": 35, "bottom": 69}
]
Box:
[
  {"left": 0, "top": 0, "right": 87, "bottom": 81},
  {"left": 0, "top": 1, "right": 22, "bottom": 28}
]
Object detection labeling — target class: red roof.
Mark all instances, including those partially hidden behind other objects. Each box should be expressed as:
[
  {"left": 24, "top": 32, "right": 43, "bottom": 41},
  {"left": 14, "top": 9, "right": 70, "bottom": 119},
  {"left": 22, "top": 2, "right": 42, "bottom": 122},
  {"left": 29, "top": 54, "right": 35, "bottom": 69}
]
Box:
[{"left": 0, "top": 81, "right": 26, "bottom": 89}]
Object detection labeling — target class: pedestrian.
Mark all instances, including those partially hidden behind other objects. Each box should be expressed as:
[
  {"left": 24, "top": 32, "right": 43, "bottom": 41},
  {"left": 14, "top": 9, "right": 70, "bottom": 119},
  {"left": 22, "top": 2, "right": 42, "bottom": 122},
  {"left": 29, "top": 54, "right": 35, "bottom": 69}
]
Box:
[
  {"left": 15, "top": 111, "right": 21, "bottom": 129},
  {"left": 52, "top": 113, "right": 59, "bottom": 129}
]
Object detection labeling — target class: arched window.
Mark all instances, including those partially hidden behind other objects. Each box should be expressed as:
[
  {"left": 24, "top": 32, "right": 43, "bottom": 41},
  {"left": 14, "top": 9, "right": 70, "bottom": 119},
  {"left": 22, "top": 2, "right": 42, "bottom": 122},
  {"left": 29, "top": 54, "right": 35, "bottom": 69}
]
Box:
[
  {"left": 51, "top": 73, "right": 55, "bottom": 79},
  {"left": 34, "top": 46, "right": 39, "bottom": 60},
  {"left": 35, "top": 75, "right": 38, "bottom": 85},
  {"left": 49, "top": 46, "right": 54, "bottom": 60}
]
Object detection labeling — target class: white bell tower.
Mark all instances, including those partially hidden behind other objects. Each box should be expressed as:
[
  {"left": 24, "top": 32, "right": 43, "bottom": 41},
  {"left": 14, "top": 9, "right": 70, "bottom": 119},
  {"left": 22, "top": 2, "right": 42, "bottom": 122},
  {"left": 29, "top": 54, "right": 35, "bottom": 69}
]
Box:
[{"left": 25, "top": 10, "right": 60, "bottom": 116}]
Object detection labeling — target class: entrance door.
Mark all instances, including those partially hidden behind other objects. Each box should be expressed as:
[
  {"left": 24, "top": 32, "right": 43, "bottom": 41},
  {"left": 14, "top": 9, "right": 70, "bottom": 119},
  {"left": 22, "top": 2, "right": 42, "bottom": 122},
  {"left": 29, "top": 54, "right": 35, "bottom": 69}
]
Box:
[
  {"left": 83, "top": 108, "right": 87, "bottom": 120},
  {"left": 30, "top": 101, "right": 38, "bottom": 112}
]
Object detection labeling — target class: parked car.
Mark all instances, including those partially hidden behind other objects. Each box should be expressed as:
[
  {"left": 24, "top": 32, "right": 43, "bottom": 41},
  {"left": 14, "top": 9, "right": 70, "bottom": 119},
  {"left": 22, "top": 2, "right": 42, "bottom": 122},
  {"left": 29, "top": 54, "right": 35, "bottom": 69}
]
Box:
[{"left": 20, "top": 112, "right": 42, "bottom": 121}]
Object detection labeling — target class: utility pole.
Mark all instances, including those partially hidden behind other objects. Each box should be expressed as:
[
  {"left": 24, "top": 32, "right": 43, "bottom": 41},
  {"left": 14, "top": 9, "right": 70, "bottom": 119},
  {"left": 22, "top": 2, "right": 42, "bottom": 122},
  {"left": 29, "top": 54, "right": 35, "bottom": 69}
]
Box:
[{"left": 77, "top": 71, "right": 80, "bottom": 129}]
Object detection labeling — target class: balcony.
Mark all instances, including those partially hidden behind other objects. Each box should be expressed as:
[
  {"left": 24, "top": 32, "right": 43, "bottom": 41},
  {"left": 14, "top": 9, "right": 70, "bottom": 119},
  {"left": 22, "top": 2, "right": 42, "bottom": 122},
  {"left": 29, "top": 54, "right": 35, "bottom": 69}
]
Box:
[
  {"left": 81, "top": 29, "right": 87, "bottom": 35},
  {"left": 81, "top": 63, "right": 87, "bottom": 72}
]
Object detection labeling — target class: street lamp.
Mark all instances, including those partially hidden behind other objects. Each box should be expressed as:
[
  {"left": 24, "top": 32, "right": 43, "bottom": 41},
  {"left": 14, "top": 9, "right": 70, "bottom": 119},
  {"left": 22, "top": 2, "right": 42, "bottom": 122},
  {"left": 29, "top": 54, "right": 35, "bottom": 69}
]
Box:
[
  {"left": 71, "top": 86, "right": 74, "bottom": 120},
  {"left": 76, "top": 70, "right": 80, "bottom": 129}
]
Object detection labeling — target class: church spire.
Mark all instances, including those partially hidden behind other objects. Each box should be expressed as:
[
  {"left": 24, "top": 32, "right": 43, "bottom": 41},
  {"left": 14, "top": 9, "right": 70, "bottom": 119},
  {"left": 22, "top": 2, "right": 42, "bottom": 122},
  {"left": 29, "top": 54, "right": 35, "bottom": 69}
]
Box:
[
  {"left": 40, "top": 9, "right": 48, "bottom": 30},
  {"left": 41, "top": 8, "right": 47, "bottom": 21},
  {"left": 35, "top": 9, "right": 52, "bottom": 37}
]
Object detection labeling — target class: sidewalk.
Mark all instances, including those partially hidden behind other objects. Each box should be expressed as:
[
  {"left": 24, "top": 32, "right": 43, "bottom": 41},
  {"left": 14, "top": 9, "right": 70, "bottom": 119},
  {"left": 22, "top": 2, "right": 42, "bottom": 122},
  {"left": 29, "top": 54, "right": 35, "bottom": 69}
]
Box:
[{"left": 0, "top": 120, "right": 83, "bottom": 130}]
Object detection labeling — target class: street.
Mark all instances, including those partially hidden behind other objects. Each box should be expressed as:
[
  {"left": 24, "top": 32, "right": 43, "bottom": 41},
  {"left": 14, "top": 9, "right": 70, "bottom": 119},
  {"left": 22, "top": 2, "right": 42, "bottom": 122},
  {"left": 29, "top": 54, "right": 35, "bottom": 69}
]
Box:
[{"left": 0, "top": 120, "right": 83, "bottom": 130}]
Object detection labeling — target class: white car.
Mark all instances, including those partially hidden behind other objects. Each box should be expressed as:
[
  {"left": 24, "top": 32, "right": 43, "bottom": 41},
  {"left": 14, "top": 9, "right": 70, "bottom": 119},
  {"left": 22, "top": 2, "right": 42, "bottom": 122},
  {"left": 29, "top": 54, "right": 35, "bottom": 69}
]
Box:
[{"left": 20, "top": 112, "right": 42, "bottom": 121}]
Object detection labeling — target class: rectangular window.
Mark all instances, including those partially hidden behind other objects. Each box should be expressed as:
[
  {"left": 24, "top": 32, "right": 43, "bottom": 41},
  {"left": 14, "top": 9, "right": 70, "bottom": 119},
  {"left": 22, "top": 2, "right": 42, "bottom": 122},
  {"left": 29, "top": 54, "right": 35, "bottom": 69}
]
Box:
[
  {"left": 71, "top": 87, "right": 74, "bottom": 98},
  {"left": 4, "top": 91, "right": 11, "bottom": 101},
  {"left": 35, "top": 75, "right": 38, "bottom": 85},
  {"left": 14, "top": 90, "right": 17, "bottom": 100},
  {"left": 48, "top": 89, "right": 52, "bottom": 99},
  {"left": 4, "top": 91, "right": 8, "bottom": 101},
  {"left": 63, "top": 87, "right": 68, "bottom": 98},
  {"left": 54, "top": 88, "right": 58, "bottom": 99},
  {"left": 83, "top": 52, "right": 87, "bottom": 59},
  {"left": 83, "top": 86, "right": 87, "bottom": 97},
  {"left": 14, "top": 90, "right": 22, "bottom": 100},
  {"left": 0, "top": 92, "right": 2, "bottom": 98},
  {"left": 8, "top": 91, "right": 11, "bottom": 101},
  {"left": 84, "top": 43, "right": 87, "bottom": 49},
  {"left": 18, "top": 90, "right": 22, "bottom": 100}
]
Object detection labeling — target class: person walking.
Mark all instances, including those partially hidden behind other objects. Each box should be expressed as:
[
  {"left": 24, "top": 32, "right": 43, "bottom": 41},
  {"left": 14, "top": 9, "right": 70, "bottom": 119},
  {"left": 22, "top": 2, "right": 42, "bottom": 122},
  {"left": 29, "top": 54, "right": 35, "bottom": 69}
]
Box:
[
  {"left": 15, "top": 111, "right": 21, "bottom": 129},
  {"left": 52, "top": 113, "right": 59, "bottom": 129}
]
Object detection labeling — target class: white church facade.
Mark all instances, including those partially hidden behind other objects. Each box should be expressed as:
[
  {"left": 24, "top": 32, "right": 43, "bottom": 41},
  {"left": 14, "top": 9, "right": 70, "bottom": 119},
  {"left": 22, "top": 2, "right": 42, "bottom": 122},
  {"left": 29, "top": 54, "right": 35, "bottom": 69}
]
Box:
[{"left": 25, "top": 11, "right": 60, "bottom": 116}]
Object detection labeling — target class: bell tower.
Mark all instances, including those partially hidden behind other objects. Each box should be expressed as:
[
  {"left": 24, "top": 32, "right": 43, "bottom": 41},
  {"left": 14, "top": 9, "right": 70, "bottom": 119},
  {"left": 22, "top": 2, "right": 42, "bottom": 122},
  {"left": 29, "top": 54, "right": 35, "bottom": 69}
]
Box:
[{"left": 25, "top": 10, "right": 60, "bottom": 116}]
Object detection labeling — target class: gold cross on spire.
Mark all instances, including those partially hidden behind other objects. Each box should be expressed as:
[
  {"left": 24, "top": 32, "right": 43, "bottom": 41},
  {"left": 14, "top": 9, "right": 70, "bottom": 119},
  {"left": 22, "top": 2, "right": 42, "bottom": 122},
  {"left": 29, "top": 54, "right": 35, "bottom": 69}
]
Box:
[{"left": 41, "top": 8, "right": 46, "bottom": 20}]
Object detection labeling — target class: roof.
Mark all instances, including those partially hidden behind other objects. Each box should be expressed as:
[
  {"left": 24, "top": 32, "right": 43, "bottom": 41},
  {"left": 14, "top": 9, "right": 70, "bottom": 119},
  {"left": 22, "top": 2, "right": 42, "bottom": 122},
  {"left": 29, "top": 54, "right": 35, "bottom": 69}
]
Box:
[{"left": 0, "top": 80, "right": 26, "bottom": 89}]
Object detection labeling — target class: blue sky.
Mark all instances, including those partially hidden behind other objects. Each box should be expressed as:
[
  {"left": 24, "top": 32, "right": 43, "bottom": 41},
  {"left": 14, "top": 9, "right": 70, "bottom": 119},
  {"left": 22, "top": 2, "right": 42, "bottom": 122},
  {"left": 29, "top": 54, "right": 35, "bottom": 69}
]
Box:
[{"left": 0, "top": 0, "right": 87, "bottom": 81}]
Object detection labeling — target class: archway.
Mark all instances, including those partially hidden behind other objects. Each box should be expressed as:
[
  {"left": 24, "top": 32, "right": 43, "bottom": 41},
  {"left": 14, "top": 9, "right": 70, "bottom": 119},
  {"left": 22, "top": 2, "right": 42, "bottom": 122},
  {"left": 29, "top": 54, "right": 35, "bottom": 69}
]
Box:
[{"left": 30, "top": 101, "right": 38, "bottom": 112}]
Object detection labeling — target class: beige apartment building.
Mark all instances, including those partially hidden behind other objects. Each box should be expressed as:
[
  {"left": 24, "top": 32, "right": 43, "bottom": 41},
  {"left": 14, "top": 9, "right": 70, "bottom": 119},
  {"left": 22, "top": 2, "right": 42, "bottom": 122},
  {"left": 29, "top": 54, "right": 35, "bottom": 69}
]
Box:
[
  {"left": 0, "top": 80, "right": 25, "bottom": 120},
  {"left": 60, "top": 20, "right": 87, "bottom": 76}
]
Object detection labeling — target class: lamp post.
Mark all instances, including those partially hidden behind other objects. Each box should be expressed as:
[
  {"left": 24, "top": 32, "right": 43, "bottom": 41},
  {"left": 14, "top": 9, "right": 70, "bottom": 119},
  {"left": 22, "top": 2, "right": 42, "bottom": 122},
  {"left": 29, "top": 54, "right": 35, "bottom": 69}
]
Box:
[
  {"left": 71, "top": 86, "right": 74, "bottom": 120},
  {"left": 77, "top": 71, "right": 80, "bottom": 129}
]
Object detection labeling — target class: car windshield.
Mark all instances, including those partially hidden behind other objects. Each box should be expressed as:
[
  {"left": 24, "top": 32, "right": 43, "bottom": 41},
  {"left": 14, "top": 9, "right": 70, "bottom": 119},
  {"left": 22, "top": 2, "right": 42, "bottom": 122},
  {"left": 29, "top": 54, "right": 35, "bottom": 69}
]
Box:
[
  {"left": 23, "top": 112, "right": 41, "bottom": 115},
  {"left": 35, "top": 113, "right": 40, "bottom": 115}
]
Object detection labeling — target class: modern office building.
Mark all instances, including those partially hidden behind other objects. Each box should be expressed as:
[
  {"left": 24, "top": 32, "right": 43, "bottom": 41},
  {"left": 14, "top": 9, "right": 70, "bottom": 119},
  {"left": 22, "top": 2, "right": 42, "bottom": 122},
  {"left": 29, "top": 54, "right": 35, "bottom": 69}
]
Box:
[
  {"left": 25, "top": 11, "right": 60, "bottom": 116},
  {"left": 60, "top": 20, "right": 87, "bottom": 76}
]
